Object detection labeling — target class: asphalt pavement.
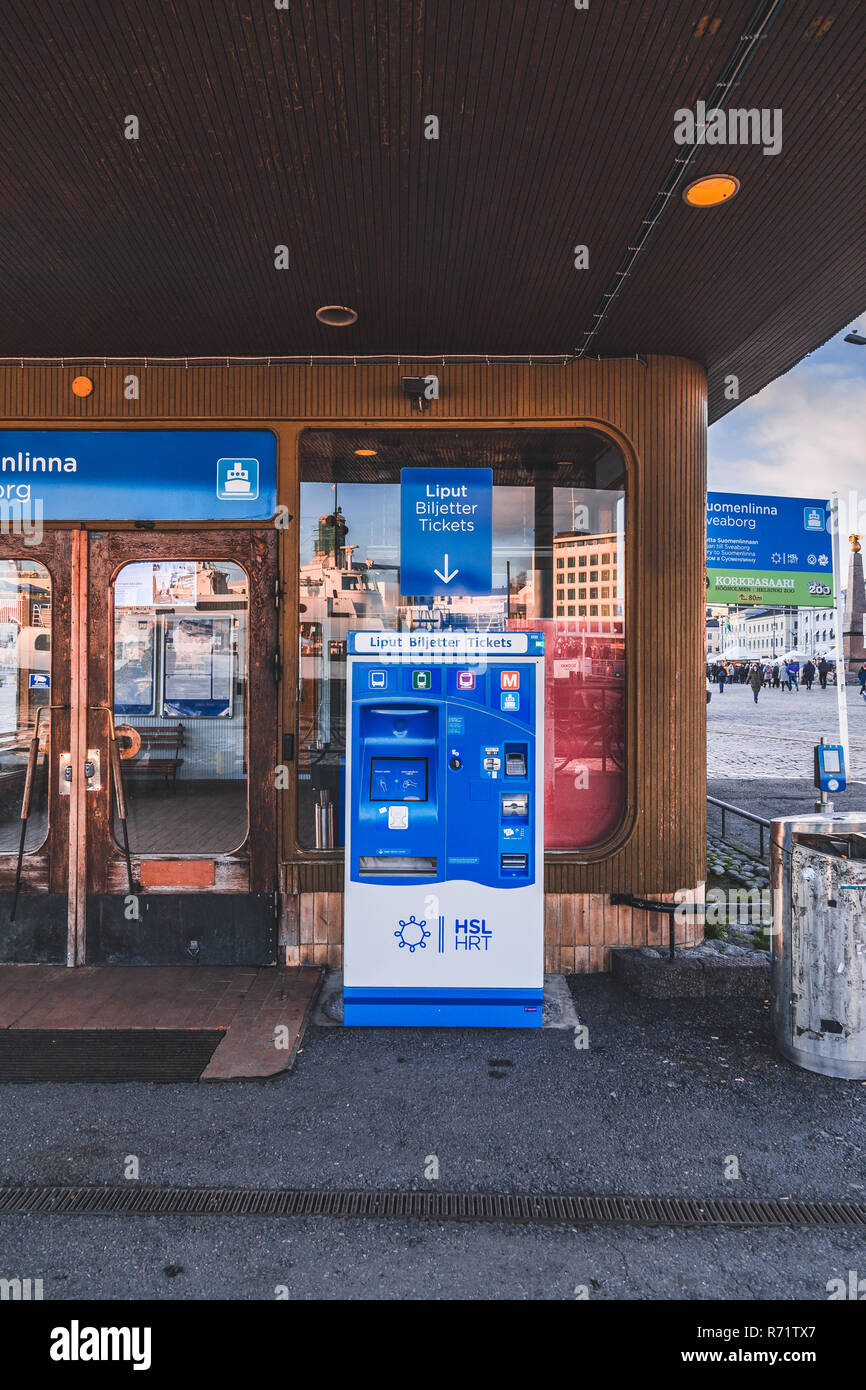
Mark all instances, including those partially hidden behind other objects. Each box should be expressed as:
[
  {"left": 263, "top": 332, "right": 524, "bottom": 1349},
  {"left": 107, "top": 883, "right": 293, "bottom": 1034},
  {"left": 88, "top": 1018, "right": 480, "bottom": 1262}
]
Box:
[
  {"left": 1, "top": 687, "right": 864, "bottom": 1300},
  {"left": 0, "top": 976, "right": 863, "bottom": 1299}
]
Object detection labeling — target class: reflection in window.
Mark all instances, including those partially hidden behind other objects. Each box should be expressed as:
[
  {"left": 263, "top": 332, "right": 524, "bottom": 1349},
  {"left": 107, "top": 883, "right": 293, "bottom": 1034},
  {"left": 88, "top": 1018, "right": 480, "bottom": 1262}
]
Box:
[
  {"left": 112, "top": 560, "right": 249, "bottom": 854},
  {"left": 298, "top": 430, "right": 626, "bottom": 852},
  {"left": 0, "top": 560, "right": 51, "bottom": 853}
]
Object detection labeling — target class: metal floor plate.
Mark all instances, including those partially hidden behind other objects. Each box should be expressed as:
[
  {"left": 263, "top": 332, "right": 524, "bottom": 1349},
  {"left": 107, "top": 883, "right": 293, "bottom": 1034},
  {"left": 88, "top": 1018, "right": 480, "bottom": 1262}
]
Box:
[
  {"left": 0, "top": 1187, "right": 863, "bottom": 1228},
  {"left": 0, "top": 1031, "right": 225, "bottom": 1083}
]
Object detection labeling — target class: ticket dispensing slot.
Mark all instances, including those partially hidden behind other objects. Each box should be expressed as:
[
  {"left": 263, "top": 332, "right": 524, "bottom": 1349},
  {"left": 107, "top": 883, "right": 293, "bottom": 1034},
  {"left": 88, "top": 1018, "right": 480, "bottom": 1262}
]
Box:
[
  {"left": 359, "top": 856, "right": 438, "bottom": 877},
  {"left": 500, "top": 789, "right": 530, "bottom": 876}
]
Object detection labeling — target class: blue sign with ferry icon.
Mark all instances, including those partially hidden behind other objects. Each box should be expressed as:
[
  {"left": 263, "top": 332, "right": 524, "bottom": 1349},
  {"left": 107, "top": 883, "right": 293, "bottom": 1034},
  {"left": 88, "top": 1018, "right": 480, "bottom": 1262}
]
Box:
[{"left": 217, "top": 456, "right": 259, "bottom": 501}]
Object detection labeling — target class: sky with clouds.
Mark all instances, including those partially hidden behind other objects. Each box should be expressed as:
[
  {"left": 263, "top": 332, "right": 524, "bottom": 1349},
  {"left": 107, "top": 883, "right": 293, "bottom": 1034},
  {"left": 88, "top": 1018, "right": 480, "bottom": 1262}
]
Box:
[{"left": 709, "top": 316, "right": 866, "bottom": 539}]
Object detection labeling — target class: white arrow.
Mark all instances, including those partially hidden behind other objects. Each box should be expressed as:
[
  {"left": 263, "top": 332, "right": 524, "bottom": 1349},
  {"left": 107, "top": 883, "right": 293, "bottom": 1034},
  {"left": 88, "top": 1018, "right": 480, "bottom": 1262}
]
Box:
[{"left": 433, "top": 555, "right": 459, "bottom": 584}]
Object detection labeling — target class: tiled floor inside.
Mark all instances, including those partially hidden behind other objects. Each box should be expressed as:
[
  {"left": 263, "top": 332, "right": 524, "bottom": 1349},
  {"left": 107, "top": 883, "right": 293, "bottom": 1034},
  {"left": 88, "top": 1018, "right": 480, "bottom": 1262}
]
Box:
[
  {"left": 119, "top": 783, "right": 248, "bottom": 854},
  {"left": 0, "top": 779, "right": 247, "bottom": 856}
]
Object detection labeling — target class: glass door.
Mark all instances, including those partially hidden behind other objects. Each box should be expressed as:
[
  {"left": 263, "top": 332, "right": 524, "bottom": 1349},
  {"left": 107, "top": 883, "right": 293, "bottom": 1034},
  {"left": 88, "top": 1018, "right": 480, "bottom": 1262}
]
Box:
[
  {"left": 86, "top": 529, "right": 278, "bottom": 881},
  {"left": 0, "top": 531, "right": 72, "bottom": 961},
  {"left": 0, "top": 527, "right": 279, "bottom": 965},
  {"left": 81, "top": 529, "right": 279, "bottom": 962}
]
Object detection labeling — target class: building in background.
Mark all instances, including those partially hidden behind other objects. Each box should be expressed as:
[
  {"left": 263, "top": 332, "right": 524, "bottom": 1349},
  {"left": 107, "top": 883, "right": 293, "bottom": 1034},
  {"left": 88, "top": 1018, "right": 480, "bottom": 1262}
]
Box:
[{"left": 709, "top": 600, "right": 846, "bottom": 664}]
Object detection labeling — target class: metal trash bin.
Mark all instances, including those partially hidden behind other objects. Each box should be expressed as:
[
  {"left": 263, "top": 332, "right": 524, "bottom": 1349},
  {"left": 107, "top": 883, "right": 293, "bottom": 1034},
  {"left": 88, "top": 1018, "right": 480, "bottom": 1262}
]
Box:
[{"left": 770, "top": 814, "right": 866, "bottom": 1079}]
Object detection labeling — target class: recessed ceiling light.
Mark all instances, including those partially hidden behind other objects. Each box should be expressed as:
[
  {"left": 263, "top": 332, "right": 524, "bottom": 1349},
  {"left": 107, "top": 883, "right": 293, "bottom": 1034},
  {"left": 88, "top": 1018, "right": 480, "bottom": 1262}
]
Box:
[
  {"left": 354, "top": 448, "right": 377, "bottom": 456},
  {"left": 682, "top": 174, "right": 740, "bottom": 207},
  {"left": 316, "top": 304, "right": 358, "bottom": 326}
]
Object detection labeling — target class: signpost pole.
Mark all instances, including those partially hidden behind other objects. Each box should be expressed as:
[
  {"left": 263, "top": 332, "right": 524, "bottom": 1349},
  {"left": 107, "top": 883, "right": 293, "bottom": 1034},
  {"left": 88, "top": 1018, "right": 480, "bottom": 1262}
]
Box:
[{"left": 830, "top": 492, "right": 851, "bottom": 778}]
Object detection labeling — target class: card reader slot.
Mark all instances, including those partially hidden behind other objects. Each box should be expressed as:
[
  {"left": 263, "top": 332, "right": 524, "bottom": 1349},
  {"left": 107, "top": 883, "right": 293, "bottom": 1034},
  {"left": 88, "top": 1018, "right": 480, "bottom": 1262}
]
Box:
[{"left": 359, "top": 856, "right": 437, "bottom": 876}]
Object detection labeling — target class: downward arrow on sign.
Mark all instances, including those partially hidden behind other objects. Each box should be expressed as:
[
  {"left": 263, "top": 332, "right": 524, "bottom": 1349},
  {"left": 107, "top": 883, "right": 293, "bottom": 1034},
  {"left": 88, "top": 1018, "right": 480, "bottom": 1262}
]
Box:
[{"left": 434, "top": 555, "right": 459, "bottom": 584}]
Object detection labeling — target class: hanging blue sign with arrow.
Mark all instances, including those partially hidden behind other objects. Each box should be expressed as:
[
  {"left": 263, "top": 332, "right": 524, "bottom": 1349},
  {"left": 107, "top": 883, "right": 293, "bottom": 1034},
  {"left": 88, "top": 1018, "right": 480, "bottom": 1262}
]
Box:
[{"left": 400, "top": 468, "right": 493, "bottom": 596}]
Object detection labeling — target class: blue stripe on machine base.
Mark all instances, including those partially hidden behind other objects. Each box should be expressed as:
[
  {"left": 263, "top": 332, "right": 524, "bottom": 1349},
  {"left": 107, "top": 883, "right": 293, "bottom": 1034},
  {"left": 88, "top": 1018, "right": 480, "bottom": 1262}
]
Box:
[{"left": 343, "top": 987, "right": 544, "bottom": 1028}]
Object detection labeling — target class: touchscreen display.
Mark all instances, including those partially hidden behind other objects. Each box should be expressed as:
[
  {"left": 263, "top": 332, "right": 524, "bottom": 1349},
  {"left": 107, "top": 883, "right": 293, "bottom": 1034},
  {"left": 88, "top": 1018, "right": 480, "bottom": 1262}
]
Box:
[
  {"left": 370, "top": 758, "right": 428, "bottom": 801},
  {"left": 822, "top": 749, "right": 841, "bottom": 773}
]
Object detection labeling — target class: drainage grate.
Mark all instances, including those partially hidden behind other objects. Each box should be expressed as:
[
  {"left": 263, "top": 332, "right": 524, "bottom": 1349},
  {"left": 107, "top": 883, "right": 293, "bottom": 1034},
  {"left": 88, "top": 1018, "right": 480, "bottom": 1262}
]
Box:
[
  {"left": 0, "top": 1186, "right": 863, "bottom": 1228},
  {"left": 0, "top": 1031, "right": 225, "bottom": 1083}
]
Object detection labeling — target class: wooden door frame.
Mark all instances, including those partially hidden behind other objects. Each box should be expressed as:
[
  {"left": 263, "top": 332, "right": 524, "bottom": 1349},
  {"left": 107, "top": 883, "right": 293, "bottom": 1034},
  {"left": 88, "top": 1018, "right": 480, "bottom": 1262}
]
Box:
[
  {"left": 85, "top": 528, "right": 279, "bottom": 902},
  {"left": 0, "top": 529, "right": 72, "bottom": 896}
]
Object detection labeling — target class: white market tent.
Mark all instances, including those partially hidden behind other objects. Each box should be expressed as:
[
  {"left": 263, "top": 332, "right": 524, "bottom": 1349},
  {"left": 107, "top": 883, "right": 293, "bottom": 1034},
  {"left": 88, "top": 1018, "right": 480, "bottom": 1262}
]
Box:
[
  {"left": 720, "top": 645, "right": 752, "bottom": 660},
  {"left": 780, "top": 649, "right": 811, "bottom": 663}
]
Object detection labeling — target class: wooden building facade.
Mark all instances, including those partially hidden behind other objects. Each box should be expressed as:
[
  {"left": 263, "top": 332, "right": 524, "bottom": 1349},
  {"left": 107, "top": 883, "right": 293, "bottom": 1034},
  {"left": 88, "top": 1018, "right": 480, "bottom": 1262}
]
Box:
[{"left": 0, "top": 355, "right": 706, "bottom": 971}]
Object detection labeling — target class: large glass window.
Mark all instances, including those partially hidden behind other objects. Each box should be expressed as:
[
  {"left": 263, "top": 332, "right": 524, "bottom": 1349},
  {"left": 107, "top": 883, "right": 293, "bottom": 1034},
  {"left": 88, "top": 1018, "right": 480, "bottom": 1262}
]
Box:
[
  {"left": 112, "top": 559, "right": 249, "bottom": 854},
  {"left": 0, "top": 560, "right": 52, "bottom": 853},
  {"left": 298, "top": 429, "right": 626, "bottom": 851}
]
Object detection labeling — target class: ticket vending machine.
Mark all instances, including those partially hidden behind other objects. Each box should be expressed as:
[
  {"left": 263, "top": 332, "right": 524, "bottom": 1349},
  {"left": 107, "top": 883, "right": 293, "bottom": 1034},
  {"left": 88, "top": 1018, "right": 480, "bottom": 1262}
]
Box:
[{"left": 343, "top": 630, "right": 544, "bottom": 1027}]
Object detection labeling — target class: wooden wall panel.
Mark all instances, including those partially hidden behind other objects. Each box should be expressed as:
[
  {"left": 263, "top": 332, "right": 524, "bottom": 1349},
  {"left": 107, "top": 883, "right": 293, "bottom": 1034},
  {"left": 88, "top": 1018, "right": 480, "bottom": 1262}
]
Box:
[
  {"left": 289, "top": 888, "right": 705, "bottom": 974},
  {"left": 0, "top": 353, "right": 707, "bottom": 914}
]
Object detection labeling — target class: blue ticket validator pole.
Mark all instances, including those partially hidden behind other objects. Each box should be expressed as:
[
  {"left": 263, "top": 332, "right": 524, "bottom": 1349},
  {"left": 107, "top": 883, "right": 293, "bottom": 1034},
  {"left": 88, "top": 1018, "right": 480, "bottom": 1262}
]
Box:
[{"left": 343, "top": 630, "right": 545, "bottom": 1027}]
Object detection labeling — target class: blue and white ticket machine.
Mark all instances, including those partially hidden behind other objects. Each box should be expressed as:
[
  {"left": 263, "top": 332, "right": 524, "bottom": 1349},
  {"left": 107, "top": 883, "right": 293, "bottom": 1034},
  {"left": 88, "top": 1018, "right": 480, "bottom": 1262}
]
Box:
[{"left": 343, "top": 630, "right": 545, "bottom": 1027}]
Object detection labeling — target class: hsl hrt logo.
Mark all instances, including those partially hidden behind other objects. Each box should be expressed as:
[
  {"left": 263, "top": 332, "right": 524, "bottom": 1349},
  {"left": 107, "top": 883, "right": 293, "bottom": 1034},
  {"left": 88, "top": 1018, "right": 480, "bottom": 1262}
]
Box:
[
  {"left": 455, "top": 918, "right": 493, "bottom": 951},
  {"left": 395, "top": 916, "right": 430, "bottom": 952},
  {"left": 217, "top": 457, "right": 259, "bottom": 500}
]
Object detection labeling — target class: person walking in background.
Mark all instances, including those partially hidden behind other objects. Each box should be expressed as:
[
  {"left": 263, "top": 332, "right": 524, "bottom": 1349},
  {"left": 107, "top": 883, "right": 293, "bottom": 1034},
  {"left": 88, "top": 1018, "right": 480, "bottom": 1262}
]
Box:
[
  {"left": 785, "top": 660, "right": 800, "bottom": 692},
  {"left": 818, "top": 657, "right": 829, "bottom": 690},
  {"left": 803, "top": 659, "right": 815, "bottom": 691},
  {"left": 717, "top": 663, "right": 727, "bottom": 694},
  {"left": 858, "top": 663, "right": 866, "bottom": 701},
  {"left": 748, "top": 663, "right": 764, "bottom": 704},
  {"left": 772, "top": 663, "right": 781, "bottom": 689}
]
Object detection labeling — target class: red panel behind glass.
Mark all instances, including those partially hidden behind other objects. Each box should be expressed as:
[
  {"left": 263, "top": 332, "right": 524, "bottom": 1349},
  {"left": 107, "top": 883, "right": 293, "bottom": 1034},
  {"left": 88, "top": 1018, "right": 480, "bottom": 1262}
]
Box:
[{"left": 509, "top": 619, "right": 626, "bottom": 849}]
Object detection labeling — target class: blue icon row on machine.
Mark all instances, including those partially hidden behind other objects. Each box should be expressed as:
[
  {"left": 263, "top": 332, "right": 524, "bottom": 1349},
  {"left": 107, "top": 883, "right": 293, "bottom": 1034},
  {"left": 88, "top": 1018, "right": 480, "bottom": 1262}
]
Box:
[{"left": 367, "top": 667, "right": 521, "bottom": 706}]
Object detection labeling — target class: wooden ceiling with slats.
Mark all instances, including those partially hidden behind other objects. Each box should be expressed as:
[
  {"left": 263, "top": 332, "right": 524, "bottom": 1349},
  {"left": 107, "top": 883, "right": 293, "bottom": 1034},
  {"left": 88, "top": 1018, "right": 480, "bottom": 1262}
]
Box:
[{"left": 1, "top": 0, "right": 863, "bottom": 421}]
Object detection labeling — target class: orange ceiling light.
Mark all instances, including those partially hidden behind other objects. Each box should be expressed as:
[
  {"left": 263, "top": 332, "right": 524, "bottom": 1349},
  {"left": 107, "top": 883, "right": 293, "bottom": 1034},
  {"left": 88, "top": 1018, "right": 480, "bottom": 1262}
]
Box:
[
  {"left": 71, "top": 374, "right": 94, "bottom": 397},
  {"left": 354, "top": 448, "right": 377, "bottom": 456},
  {"left": 316, "top": 305, "right": 358, "bottom": 326},
  {"left": 682, "top": 174, "right": 740, "bottom": 207}
]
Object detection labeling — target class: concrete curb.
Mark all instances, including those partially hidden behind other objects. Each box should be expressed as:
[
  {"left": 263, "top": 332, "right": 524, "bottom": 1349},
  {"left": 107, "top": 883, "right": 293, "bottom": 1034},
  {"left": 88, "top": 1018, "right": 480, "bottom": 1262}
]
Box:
[
  {"left": 309, "top": 970, "right": 581, "bottom": 1029},
  {"left": 611, "top": 943, "right": 771, "bottom": 999}
]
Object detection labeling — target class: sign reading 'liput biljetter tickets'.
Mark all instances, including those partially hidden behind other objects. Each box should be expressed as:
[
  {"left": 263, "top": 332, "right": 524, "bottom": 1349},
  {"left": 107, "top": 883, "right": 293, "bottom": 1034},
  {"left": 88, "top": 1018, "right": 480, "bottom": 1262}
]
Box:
[
  {"left": 400, "top": 467, "right": 493, "bottom": 596},
  {"left": 706, "top": 492, "right": 833, "bottom": 607}
]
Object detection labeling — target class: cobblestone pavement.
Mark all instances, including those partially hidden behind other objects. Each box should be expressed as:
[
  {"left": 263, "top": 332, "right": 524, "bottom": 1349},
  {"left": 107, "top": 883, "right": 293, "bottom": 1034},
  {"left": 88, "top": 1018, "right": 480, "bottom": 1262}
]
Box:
[
  {"left": 707, "top": 684, "right": 865, "bottom": 855},
  {"left": 708, "top": 682, "right": 866, "bottom": 783}
]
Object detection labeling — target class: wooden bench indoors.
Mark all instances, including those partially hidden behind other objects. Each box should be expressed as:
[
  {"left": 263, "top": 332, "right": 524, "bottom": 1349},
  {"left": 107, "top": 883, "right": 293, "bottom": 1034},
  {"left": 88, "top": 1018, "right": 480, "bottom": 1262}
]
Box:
[{"left": 123, "top": 724, "right": 185, "bottom": 791}]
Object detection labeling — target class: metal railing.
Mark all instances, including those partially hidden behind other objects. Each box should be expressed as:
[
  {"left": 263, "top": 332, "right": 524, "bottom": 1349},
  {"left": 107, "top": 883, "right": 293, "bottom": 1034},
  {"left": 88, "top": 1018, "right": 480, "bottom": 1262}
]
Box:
[{"left": 708, "top": 795, "right": 771, "bottom": 860}]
